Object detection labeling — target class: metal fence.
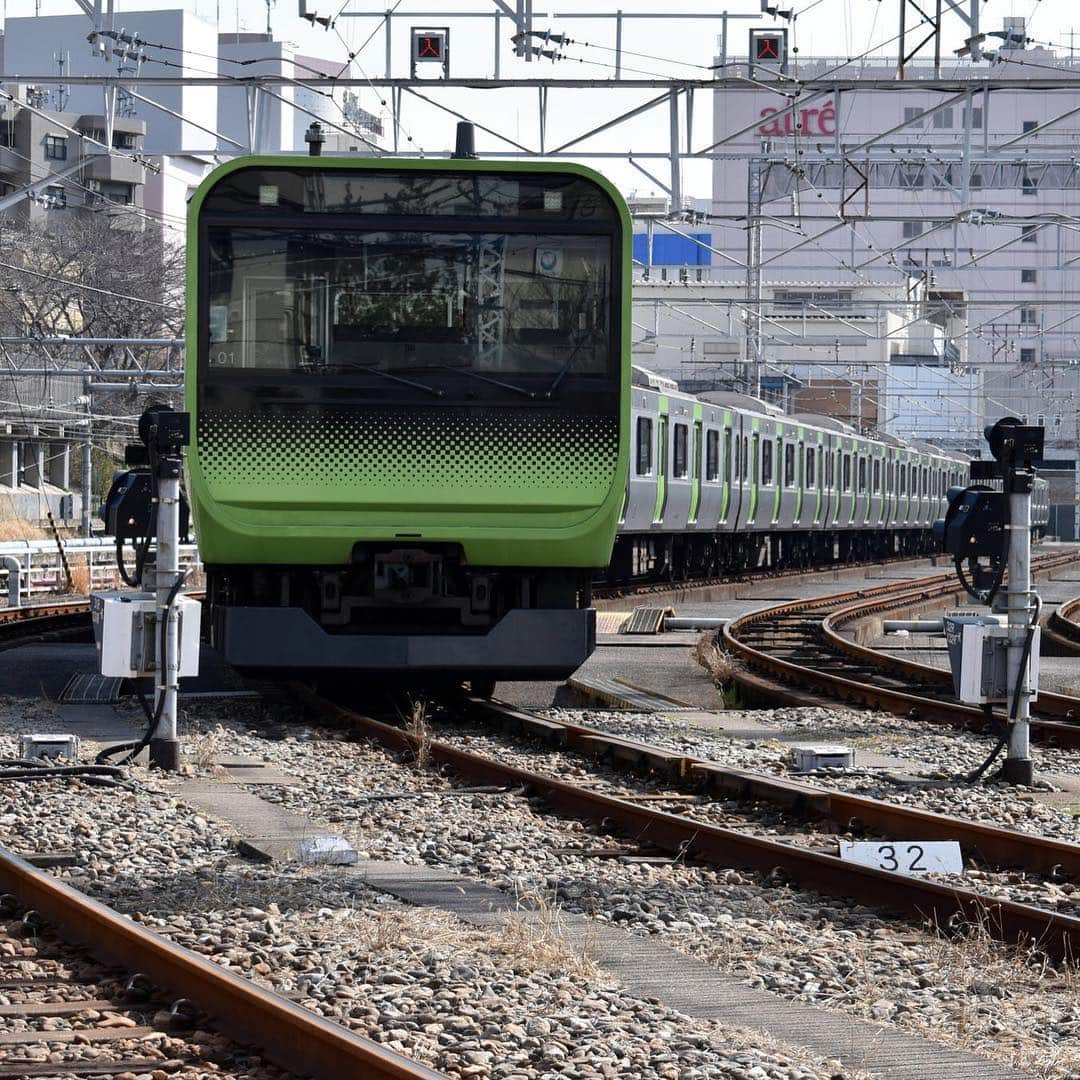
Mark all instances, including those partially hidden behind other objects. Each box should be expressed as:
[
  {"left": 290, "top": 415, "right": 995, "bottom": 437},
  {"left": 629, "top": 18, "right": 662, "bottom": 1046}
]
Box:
[{"left": 0, "top": 538, "right": 202, "bottom": 607}]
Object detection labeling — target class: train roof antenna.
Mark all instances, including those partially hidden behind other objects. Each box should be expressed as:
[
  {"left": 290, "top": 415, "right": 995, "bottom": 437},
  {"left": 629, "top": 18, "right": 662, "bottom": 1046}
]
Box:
[{"left": 452, "top": 121, "right": 477, "bottom": 159}]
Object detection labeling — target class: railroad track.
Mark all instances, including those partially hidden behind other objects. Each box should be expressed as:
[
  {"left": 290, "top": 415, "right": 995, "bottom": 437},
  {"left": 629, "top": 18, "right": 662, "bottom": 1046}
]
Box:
[
  {"left": 724, "top": 550, "right": 1080, "bottom": 748},
  {"left": 0, "top": 846, "right": 445, "bottom": 1079},
  {"left": 1044, "top": 595, "right": 1080, "bottom": 655},
  {"left": 296, "top": 686, "right": 1080, "bottom": 963}
]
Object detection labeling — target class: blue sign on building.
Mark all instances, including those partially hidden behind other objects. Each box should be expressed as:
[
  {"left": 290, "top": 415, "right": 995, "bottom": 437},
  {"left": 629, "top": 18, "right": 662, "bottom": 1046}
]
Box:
[{"left": 633, "top": 233, "right": 712, "bottom": 267}]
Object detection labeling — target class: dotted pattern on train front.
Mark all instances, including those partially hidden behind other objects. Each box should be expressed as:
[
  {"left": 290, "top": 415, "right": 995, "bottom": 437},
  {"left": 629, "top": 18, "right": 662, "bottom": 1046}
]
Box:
[{"left": 196, "top": 407, "right": 620, "bottom": 499}]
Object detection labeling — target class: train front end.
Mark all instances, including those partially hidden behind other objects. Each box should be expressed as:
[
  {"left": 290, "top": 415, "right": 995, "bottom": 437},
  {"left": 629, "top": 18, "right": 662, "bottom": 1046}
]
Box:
[{"left": 187, "top": 159, "right": 630, "bottom": 684}]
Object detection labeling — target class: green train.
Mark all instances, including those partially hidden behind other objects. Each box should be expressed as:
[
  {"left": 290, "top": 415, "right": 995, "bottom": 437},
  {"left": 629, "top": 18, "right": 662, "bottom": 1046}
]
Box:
[{"left": 186, "top": 157, "right": 631, "bottom": 686}]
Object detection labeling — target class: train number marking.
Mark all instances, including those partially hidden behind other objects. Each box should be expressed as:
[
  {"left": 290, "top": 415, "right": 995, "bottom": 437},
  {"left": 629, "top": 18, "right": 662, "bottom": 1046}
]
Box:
[{"left": 838, "top": 840, "right": 962, "bottom": 876}]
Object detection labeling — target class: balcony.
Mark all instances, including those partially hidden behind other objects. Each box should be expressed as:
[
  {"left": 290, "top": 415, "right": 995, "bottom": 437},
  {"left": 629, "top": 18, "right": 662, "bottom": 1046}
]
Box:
[{"left": 82, "top": 154, "right": 144, "bottom": 187}]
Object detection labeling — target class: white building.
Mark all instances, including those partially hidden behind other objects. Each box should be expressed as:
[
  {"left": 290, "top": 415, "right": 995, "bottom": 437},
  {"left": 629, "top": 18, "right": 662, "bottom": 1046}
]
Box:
[
  {"left": 704, "top": 18, "right": 1080, "bottom": 533},
  {"left": 2, "top": 9, "right": 219, "bottom": 154}
]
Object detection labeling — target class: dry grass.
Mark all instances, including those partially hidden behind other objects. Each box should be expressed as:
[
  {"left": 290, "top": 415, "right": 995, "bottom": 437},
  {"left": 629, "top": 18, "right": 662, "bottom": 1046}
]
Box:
[
  {"left": 0, "top": 517, "right": 49, "bottom": 541},
  {"left": 694, "top": 632, "right": 735, "bottom": 687},
  {"left": 68, "top": 556, "right": 91, "bottom": 595},
  {"left": 494, "top": 888, "right": 600, "bottom": 980},
  {"left": 403, "top": 696, "right": 433, "bottom": 771},
  {"left": 183, "top": 722, "right": 230, "bottom": 773}
]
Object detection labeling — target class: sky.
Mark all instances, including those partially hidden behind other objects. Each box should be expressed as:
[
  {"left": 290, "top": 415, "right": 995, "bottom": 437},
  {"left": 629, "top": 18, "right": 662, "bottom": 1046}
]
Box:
[{"left": 13, "top": 1, "right": 1080, "bottom": 197}]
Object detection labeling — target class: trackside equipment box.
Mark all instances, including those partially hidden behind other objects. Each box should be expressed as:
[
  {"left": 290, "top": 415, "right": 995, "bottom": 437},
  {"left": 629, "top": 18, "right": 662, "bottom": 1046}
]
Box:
[
  {"left": 91, "top": 591, "right": 201, "bottom": 678},
  {"left": 943, "top": 614, "right": 1040, "bottom": 705}
]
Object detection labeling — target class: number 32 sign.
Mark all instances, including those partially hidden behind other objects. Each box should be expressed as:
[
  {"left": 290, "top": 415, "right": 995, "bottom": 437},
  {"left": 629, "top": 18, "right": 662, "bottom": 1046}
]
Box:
[{"left": 839, "top": 840, "right": 963, "bottom": 876}]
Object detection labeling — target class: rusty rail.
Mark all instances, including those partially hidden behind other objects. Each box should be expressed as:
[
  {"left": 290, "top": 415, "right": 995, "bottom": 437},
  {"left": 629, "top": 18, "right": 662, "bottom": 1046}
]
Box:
[
  {"left": 724, "top": 551, "right": 1080, "bottom": 747},
  {"left": 1045, "top": 595, "right": 1080, "bottom": 655},
  {"left": 0, "top": 845, "right": 446, "bottom": 1080},
  {"left": 297, "top": 687, "right": 1080, "bottom": 962}
]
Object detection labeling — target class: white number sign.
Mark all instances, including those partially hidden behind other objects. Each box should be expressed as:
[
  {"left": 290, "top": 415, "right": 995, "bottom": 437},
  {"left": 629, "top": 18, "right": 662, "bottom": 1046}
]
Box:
[{"left": 838, "top": 840, "right": 963, "bottom": 876}]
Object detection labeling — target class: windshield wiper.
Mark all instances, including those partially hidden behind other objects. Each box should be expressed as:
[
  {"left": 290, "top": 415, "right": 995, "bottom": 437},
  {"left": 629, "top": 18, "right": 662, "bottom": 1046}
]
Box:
[
  {"left": 544, "top": 334, "right": 594, "bottom": 398},
  {"left": 437, "top": 366, "right": 536, "bottom": 399},
  {"left": 359, "top": 365, "right": 444, "bottom": 398}
]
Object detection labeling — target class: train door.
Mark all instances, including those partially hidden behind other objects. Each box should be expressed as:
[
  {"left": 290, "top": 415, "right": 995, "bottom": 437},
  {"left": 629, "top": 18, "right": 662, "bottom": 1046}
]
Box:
[
  {"left": 839, "top": 443, "right": 853, "bottom": 528},
  {"left": 624, "top": 391, "right": 659, "bottom": 532},
  {"left": 652, "top": 413, "right": 668, "bottom": 525},
  {"left": 793, "top": 435, "right": 805, "bottom": 527}
]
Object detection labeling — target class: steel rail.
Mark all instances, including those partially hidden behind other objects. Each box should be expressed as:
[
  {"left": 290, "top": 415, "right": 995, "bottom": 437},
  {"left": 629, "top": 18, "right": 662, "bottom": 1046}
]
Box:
[
  {"left": 724, "top": 552, "right": 1080, "bottom": 747},
  {"left": 296, "top": 687, "right": 1080, "bottom": 962},
  {"left": 464, "top": 699, "right": 1080, "bottom": 882},
  {"left": 0, "top": 845, "right": 446, "bottom": 1080},
  {"left": 1045, "top": 596, "right": 1080, "bottom": 655},
  {"left": 822, "top": 578, "right": 1080, "bottom": 721}
]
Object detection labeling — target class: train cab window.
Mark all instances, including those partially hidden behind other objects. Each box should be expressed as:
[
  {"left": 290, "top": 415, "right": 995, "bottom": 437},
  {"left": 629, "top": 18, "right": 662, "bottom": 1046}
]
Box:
[
  {"left": 806, "top": 447, "right": 816, "bottom": 487},
  {"left": 635, "top": 417, "right": 653, "bottom": 475},
  {"left": 857, "top": 457, "right": 867, "bottom": 493},
  {"left": 842, "top": 453, "right": 852, "bottom": 491},
  {"left": 707, "top": 430, "right": 721, "bottom": 481},
  {"left": 673, "top": 423, "right": 689, "bottom": 478},
  {"left": 784, "top": 443, "right": 796, "bottom": 487},
  {"left": 761, "top": 439, "right": 773, "bottom": 486},
  {"left": 873, "top": 459, "right": 881, "bottom": 493}
]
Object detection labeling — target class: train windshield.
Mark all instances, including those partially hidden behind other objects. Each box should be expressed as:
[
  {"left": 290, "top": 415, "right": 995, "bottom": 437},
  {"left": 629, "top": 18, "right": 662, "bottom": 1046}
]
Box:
[{"left": 205, "top": 227, "right": 612, "bottom": 384}]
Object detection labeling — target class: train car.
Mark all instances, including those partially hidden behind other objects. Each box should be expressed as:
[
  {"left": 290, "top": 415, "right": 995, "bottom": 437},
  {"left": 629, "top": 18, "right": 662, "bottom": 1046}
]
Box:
[
  {"left": 186, "top": 158, "right": 631, "bottom": 687},
  {"left": 613, "top": 367, "right": 974, "bottom": 581}
]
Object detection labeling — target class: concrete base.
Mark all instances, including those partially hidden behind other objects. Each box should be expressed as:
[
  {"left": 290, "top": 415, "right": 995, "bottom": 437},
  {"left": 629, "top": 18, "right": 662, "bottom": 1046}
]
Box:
[
  {"left": 1001, "top": 757, "right": 1035, "bottom": 786},
  {"left": 149, "top": 737, "right": 181, "bottom": 771}
]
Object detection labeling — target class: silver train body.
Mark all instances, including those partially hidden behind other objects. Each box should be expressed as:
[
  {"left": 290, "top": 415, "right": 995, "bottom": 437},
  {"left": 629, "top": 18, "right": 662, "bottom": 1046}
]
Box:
[{"left": 610, "top": 368, "right": 1049, "bottom": 580}]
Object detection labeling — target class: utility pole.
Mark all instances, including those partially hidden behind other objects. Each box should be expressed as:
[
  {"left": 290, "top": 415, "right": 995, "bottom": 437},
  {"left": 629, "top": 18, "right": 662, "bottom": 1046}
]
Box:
[
  {"left": 81, "top": 372, "right": 92, "bottom": 538},
  {"left": 745, "top": 151, "right": 766, "bottom": 398}
]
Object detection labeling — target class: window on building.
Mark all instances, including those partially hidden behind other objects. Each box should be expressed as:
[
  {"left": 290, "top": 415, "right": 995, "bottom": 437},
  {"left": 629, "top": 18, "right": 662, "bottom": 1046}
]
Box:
[
  {"left": 806, "top": 447, "right": 816, "bottom": 486},
  {"left": 903, "top": 106, "right": 925, "bottom": 129},
  {"left": 1020, "top": 307, "right": 1038, "bottom": 325},
  {"left": 43, "top": 184, "right": 66, "bottom": 208},
  {"left": 673, "top": 423, "right": 689, "bottom": 479},
  {"left": 842, "top": 453, "right": 851, "bottom": 491},
  {"left": 761, "top": 439, "right": 773, "bottom": 486},
  {"left": 1022, "top": 171, "right": 1038, "bottom": 195},
  {"left": 902, "top": 220, "right": 924, "bottom": 239},
  {"left": 931, "top": 165, "right": 953, "bottom": 189},
  {"left": 706, "top": 429, "right": 720, "bottom": 481},
  {"left": 635, "top": 417, "right": 653, "bottom": 475},
  {"left": 1021, "top": 268, "right": 1037, "bottom": 284},
  {"left": 1022, "top": 224, "right": 1038, "bottom": 243},
  {"left": 784, "top": 443, "right": 796, "bottom": 487},
  {"left": 112, "top": 131, "right": 137, "bottom": 150},
  {"left": 1020, "top": 347, "right": 1036, "bottom": 363},
  {"left": 1023, "top": 120, "right": 1038, "bottom": 133},
  {"left": 932, "top": 107, "right": 953, "bottom": 129},
  {"left": 43, "top": 135, "right": 66, "bottom": 160},
  {"left": 970, "top": 171, "right": 983, "bottom": 189},
  {"left": 963, "top": 106, "right": 984, "bottom": 129}
]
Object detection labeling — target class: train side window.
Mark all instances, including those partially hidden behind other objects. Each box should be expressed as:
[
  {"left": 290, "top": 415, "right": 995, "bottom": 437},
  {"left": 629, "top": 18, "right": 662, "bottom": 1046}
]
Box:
[
  {"left": 673, "top": 423, "right": 689, "bottom": 478},
  {"left": 761, "top": 439, "right": 773, "bottom": 486},
  {"left": 742, "top": 435, "right": 749, "bottom": 481},
  {"left": 806, "top": 447, "right": 816, "bottom": 486},
  {"left": 692, "top": 424, "right": 702, "bottom": 481},
  {"left": 707, "top": 430, "right": 720, "bottom": 481},
  {"left": 842, "top": 453, "right": 851, "bottom": 491},
  {"left": 730, "top": 431, "right": 738, "bottom": 481},
  {"left": 899, "top": 464, "right": 907, "bottom": 495},
  {"left": 635, "top": 417, "right": 653, "bottom": 475},
  {"left": 784, "top": 443, "right": 796, "bottom": 487},
  {"left": 825, "top": 449, "right": 834, "bottom": 487},
  {"left": 857, "top": 457, "right": 866, "bottom": 492},
  {"left": 922, "top": 467, "right": 928, "bottom": 496},
  {"left": 873, "top": 458, "right": 881, "bottom": 493}
]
